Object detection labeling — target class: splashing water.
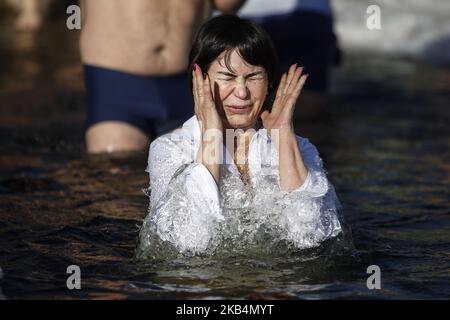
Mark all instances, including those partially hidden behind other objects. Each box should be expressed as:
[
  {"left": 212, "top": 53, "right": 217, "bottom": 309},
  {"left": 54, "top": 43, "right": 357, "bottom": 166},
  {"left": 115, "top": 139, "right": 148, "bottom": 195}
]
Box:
[{"left": 136, "top": 160, "right": 354, "bottom": 263}]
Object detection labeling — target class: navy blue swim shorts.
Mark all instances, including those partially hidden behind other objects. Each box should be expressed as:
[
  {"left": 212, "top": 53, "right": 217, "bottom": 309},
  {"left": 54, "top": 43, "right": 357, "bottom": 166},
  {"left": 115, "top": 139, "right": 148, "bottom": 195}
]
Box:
[{"left": 84, "top": 64, "right": 194, "bottom": 137}]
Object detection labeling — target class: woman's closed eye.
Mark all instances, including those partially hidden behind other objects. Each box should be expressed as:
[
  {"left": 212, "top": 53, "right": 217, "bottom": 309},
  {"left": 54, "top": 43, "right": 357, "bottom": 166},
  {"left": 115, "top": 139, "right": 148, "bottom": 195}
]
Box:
[
  {"left": 217, "top": 74, "right": 265, "bottom": 82},
  {"left": 219, "top": 76, "right": 235, "bottom": 81},
  {"left": 247, "top": 76, "right": 265, "bottom": 81},
  {"left": 245, "top": 71, "right": 266, "bottom": 82},
  {"left": 217, "top": 72, "right": 236, "bottom": 81}
]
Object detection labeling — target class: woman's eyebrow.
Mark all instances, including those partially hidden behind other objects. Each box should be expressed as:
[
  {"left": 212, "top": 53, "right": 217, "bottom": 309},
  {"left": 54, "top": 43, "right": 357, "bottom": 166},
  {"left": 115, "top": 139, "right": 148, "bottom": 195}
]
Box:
[{"left": 245, "top": 71, "right": 265, "bottom": 77}]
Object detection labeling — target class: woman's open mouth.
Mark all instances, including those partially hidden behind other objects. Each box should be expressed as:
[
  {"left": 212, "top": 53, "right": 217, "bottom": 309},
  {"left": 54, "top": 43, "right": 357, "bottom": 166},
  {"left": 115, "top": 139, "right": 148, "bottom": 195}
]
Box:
[{"left": 225, "top": 104, "right": 252, "bottom": 114}]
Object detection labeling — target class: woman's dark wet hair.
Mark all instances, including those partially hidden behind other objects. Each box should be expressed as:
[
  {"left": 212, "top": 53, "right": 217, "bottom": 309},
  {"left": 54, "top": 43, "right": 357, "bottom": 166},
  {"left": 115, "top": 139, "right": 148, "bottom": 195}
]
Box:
[{"left": 188, "top": 14, "right": 279, "bottom": 95}]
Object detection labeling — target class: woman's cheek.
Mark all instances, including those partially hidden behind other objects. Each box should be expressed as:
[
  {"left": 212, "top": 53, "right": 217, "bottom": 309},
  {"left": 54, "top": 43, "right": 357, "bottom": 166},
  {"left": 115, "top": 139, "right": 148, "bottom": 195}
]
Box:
[
  {"left": 250, "top": 82, "right": 268, "bottom": 99},
  {"left": 217, "top": 83, "right": 234, "bottom": 100}
]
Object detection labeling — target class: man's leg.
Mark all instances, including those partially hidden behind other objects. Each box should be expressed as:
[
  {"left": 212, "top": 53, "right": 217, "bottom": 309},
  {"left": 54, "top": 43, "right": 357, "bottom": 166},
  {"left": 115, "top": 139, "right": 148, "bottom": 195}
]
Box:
[{"left": 85, "top": 121, "right": 150, "bottom": 154}]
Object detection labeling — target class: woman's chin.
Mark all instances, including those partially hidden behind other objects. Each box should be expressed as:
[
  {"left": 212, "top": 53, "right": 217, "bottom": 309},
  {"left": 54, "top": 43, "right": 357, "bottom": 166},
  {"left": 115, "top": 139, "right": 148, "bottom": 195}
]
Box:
[{"left": 226, "top": 119, "right": 255, "bottom": 130}]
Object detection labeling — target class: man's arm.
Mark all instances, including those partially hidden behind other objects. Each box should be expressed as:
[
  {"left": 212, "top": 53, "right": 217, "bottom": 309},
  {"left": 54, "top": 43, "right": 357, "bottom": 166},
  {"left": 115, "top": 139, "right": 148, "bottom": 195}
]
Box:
[{"left": 212, "top": 0, "right": 247, "bottom": 13}]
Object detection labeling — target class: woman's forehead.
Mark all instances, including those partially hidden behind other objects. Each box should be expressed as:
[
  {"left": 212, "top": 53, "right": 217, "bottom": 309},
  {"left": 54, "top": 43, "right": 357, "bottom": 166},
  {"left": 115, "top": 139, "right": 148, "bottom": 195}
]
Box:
[{"left": 212, "top": 49, "right": 264, "bottom": 73}]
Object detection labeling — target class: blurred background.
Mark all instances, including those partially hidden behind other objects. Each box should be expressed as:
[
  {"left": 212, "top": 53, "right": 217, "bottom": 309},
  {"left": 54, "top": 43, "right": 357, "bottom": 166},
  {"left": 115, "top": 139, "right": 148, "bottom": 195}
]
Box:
[{"left": 0, "top": 0, "right": 449, "bottom": 299}]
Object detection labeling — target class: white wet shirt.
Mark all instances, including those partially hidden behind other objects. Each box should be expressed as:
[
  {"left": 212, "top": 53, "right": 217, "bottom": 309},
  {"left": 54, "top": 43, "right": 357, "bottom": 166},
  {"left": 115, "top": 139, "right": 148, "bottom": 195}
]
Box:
[{"left": 140, "top": 115, "right": 342, "bottom": 255}]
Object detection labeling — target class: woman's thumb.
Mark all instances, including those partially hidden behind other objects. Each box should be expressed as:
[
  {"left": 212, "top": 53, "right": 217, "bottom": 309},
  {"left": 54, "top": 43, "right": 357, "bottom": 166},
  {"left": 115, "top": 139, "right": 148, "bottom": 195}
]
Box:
[{"left": 260, "top": 110, "right": 269, "bottom": 121}]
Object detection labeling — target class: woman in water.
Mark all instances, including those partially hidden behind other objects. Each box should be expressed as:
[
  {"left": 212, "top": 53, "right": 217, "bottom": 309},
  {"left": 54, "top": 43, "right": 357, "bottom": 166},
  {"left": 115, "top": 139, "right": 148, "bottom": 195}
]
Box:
[{"left": 137, "top": 14, "right": 342, "bottom": 257}]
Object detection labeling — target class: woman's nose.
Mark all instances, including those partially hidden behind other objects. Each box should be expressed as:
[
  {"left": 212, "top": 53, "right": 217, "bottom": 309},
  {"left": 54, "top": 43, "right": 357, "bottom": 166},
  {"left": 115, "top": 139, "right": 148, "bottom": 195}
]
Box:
[{"left": 233, "top": 80, "right": 250, "bottom": 99}]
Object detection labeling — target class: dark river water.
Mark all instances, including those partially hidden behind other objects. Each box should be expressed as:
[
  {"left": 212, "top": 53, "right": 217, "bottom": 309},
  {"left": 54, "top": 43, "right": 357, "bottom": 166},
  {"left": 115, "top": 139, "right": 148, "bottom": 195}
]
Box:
[{"left": 0, "top": 19, "right": 449, "bottom": 300}]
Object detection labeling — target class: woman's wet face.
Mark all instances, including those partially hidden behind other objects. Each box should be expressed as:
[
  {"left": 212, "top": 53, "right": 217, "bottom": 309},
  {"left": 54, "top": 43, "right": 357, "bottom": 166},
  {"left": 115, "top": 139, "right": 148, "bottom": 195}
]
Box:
[{"left": 206, "top": 49, "right": 269, "bottom": 130}]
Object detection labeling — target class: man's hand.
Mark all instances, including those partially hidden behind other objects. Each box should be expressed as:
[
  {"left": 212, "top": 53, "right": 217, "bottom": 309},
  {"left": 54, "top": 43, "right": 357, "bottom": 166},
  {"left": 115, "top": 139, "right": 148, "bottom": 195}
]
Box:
[{"left": 213, "top": 0, "right": 247, "bottom": 13}]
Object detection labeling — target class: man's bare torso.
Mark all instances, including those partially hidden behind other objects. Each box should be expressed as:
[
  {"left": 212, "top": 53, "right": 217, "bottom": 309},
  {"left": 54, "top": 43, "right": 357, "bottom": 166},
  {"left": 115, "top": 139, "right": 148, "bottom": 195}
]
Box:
[{"left": 80, "top": 0, "right": 209, "bottom": 75}]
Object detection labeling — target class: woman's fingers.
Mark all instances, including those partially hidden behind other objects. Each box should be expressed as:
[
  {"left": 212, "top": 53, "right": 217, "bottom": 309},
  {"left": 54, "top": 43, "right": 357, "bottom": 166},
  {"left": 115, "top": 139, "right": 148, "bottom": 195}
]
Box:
[
  {"left": 276, "top": 73, "right": 287, "bottom": 98},
  {"left": 203, "top": 73, "right": 213, "bottom": 103},
  {"left": 291, "top": 74, "right": 308, "bottom": 105},
  {"left": 260, "top": 110, "right": 269, "bottom": 122},
  {"left": 192, "top": 65, "right": 199, "bottom": 113},
  {"left": 192, "top": 63, "right": 217, "bottom": 128},
  {"left": 286, "top": 73, "right": 308, "bottom": 111},
  {"left": 266, "top": 65, "right": 309, "bottom": 130},
  {"left": 273, "top": 64, "right": 300, "bottom": 114},
  {"left": 282, "top": 63, "right": 298, "bottom": 95},
  {"left": 193, "top": 63, "right": 209, "bottom": 119},
  {"left": 284, "top": 65, "right": 305, "bottom": 108},
  {"left": 194, "top": 64, "right": 214, "bottom": 105},
  {"left": 285, "top": 66, "right": 303, "bottom": 97},
  {"left": 273, "top": 64, "right": 303, "bottom": 116},
  {"left": 194, "top": 64, "right": 204, "bottom": 101},
  {"left": 271, "top": 73, "right": 286, "bottom": 115},
  {"left": 277, "top": 65, "right": 306, "bottom": 119}
]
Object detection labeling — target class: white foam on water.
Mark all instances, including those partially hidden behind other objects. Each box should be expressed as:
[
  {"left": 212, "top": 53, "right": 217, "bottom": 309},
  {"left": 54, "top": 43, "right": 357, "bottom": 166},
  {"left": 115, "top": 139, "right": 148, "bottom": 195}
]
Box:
[{"left": 136, "top": 164, "right": 348, "bottom": 261}]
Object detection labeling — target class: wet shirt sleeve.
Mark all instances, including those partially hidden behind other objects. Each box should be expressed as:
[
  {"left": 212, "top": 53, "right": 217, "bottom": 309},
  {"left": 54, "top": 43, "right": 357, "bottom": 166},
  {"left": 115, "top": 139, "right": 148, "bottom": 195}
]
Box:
[
  {"left": 141, "top": 135, "right": 223, "bottom": 255},
  {"left": 257, "top": 136, "right": 343, "bottom": 249}
]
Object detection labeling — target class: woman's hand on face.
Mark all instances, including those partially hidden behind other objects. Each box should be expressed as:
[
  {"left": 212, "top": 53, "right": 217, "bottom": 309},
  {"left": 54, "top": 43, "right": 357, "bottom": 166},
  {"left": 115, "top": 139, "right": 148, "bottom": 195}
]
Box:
[
  {"left": 260, "top": 64, "right": 308, "bottom": 134},
  {"left": 192, "top": 63, "right": 222, "bottom": 184},
  {"left": 192, "top": 63, "right": 223, "bottom": 133}
]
